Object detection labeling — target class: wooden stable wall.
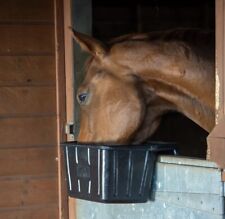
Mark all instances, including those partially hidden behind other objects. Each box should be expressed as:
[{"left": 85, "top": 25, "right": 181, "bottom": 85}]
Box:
[{"left": 0, "top": 0, "right": 61, "bottom": 218}]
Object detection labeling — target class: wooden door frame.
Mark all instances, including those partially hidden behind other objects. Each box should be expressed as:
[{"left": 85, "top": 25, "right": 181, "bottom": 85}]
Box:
[
  {"left": 55, "top": 0, "right": 90, "bottom": 217},
  {"left": 207, "top": 0, "right": 225, "bottom": 171},
  {"left": 54, "top": 0, "right": 225, "bottom": 218},
  {"left": 62, "top": 0, "right": 77, "bottom": 217},
  {"left": 54, "top": 0, "right": 73, "bottom": 218}
]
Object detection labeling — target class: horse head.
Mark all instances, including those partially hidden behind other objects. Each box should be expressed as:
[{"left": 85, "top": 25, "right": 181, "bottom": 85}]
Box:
[{"left": 71, "top": 29, "right": 215, "bottom": 144}]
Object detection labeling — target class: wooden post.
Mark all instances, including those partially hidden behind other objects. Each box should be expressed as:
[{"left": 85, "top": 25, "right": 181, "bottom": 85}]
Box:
[
  {"left": 64, "top": 0, "right": 75, "bottom": 142},
  {"left": 63, "top": 0, "right": 76, "bottom": 218},
  {"left": 54, "top": 0, "right": 69, "bottom": 218},
  {"left": 207, "top": 0, "right": 225, "bottom": 169}
]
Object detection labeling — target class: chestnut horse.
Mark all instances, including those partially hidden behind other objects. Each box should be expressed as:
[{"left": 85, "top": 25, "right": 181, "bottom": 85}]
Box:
[{"left": 71, "top": 29, "right": 215, "bottom": 144}]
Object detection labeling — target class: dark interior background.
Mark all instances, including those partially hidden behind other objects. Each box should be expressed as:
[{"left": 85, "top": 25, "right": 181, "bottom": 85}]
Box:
[{"left": 92, "top": 0, "right": 215, "bottom": 158}]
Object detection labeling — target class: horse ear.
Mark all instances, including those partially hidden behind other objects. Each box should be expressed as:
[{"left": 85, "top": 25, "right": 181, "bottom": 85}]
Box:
[{"left": 69, "top": 27, "right": 108, "bottom": 59}]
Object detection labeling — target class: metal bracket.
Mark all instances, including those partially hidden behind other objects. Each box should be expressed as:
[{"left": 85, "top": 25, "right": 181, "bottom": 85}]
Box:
[{"left": 65, "top": 122, "right": 75, "bottom": 140}]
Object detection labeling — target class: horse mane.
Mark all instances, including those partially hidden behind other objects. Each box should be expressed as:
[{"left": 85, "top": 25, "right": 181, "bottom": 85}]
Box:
[
  {"left": 83, "top": 28, "right": 214, "bottom": 71},
  {"left": 108, "top": 28, "right": 214, "bottom": 48}
]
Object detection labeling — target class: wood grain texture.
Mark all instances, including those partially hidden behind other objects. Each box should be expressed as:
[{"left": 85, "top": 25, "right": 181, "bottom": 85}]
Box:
[
  {"left": 0, "top": 0, "right": 53, "bottom": 23},
  {"left": 0, "top": 117, "right": 57, "bottom": 148},
  {"left": 0, "top": 177, "right": 58, "bottom": 208},
  {"left": 64, "top": 0, "right": 75, "bottom": 141},
  {"left": 0, "top": 147, "right": 57, "bottom": 176},
  {"left": 0, "top": 205, "right": 58, "bottom": 219},
  {"left": 55, "top": 0, "right": 69, "bottom": 218},
  {"left": 0, "top": 56, "right": 55, "bottom": 86},
  {"left": 207, "top": 0, "right": 225, "bottom": 169},
  {"left": 0, "top": 0, "right": 60, "bottom": 217},
  {"left": 0, "top": 87, "right": 56, "bottom": 115},
  {"left": 0, "top": 25, "right": 54, "bottom": 54}
]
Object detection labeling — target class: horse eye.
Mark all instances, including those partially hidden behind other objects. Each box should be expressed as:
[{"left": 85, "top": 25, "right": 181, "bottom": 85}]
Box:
[{"left": 77, "top": 93, "right": 88, "bottom": 104}]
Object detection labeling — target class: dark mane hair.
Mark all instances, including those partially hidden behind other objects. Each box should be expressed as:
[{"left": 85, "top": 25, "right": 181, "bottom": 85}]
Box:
[{"left": 109, "top": 28, "right": 214, "bottom": 48}]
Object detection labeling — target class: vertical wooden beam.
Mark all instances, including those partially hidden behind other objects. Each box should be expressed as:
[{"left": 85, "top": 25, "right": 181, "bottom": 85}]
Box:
[
  {"left": 207, "top": 0, "right": 225, "bottom": 170},
  {"left": 63, "top": 0, "right": 77, "bottom": 218},
  {"left": 215, "top": 0, "right": 225, "bottom": 122},
  {"left": 54, "top": 0, "right": 69, "bottom": 218},
  {"left": 64, "top": 0, "right": 75, "bottom": 142}
]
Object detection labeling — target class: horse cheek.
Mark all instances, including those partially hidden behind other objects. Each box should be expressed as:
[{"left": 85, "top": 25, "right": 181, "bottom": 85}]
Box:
[
  {"left": 110, "top": 102, "right": 143, "bottom": 143},
  {"left": 77, "top": 110, "right": 95, "bottom": 142}
]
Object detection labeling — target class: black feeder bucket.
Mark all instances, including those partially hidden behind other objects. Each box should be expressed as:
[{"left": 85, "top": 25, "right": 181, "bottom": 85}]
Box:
[{"left": 61, "top": 142, "right": 177, "bottom": 203}]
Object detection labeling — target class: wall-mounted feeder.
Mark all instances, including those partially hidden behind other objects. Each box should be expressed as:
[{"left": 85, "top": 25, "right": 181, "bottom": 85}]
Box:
[{"left": 62, "top": 142, "right": 176, "bottom": 203}]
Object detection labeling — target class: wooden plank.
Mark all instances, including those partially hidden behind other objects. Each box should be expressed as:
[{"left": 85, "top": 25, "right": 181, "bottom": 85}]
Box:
[
  {"left": 0, "top": 56, "right": 55, "bottom": 86},
  {"left": 0, "top": 177, "right": 58, "bottom": 208},
  {"left": 214, "top": 0, "right": 224, "bottom": 122},
  {"left": 207, "top": 0, "right": 225, "bottom": 169},
  {"left": 0, "top": 206, "right": 58, "bottom": 219},
  {"left": 0, "top": 87, "right": 56, "bottom": 115},
  {"left": 0, "top": 0, "right": 54, "bottom": 23},
  {"left": 0, "top": 117, "right": 57, "bottom": 148},
  {"left": 0, "top": 25, "right": 54, "bottom": 54},
  {"left": 55, "top": 0, "right": 69, "bottom": 218},
  {"left": 64, "top": 0, "right": 75, "bottom": 142},
  {"left": 0, "top": 147, "right": 57, "bottom": 177}
]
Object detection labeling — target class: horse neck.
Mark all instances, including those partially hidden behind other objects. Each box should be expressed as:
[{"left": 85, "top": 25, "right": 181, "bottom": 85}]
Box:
[
  {"left": 111, "top": 41, "right": 215, "bottom": 131},
  {"left": 142, "top": 78, "right": 214, "bottom": 131},
  {"left": 140, "top": 66, "right": 214, "bottom": 131}
]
